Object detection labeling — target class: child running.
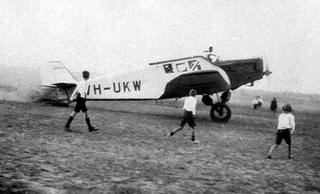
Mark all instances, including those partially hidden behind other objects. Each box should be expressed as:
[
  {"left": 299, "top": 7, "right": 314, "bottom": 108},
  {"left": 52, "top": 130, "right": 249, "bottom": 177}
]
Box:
[{"left": 167, "top": 89, "right": 199, "bottom": 143}]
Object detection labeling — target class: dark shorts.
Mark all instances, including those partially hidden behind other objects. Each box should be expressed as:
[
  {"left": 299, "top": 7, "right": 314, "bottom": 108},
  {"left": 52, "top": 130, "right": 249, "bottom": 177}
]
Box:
[
  {"left": 179, "top": 110, "right": 196, "bottom": 128},
  {"left": 74, "top": 97, "right": 88, "bottom": 113},
  {"left": 275, "top": 129, "right": 291, "bottom": 145}
]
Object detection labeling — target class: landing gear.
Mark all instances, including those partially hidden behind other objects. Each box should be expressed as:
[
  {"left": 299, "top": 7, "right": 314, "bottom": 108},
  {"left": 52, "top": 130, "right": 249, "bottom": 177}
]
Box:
[
  {"left": 202, "top": 91, "right": 232, "bottom": 123},
  {"left": 210, "top": 103, "right": 231, "bottom": 123}
]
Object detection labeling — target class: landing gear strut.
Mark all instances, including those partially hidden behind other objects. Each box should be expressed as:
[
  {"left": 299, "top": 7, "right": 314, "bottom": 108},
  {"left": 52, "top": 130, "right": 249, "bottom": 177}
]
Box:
[{"left": 202, "top": 91, "right": 232, "bottom": 123}]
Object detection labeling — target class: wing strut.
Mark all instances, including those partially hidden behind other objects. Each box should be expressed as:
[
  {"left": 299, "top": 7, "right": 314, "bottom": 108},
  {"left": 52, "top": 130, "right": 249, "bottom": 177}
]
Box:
[{"left": 63, "top": 87, "right": 70, "bottom": 100}]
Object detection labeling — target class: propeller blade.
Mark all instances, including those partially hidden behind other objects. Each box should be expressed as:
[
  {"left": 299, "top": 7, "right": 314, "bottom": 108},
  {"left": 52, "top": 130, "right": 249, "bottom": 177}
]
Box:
[{"left": 263, "top": 57, "right": 272, "bottom": 76}]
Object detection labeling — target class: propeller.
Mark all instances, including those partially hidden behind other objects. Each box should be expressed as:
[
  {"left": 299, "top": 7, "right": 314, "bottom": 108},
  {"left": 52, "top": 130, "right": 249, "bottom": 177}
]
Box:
[
  {"left": 262, "top": 49, "right": 272, "bottom": 77},
  {"left": 263, "top": 59, "right": 272, "bottom": 76},
  {"left": 262, "top": 56, "right": 272, "bottom": 87}
]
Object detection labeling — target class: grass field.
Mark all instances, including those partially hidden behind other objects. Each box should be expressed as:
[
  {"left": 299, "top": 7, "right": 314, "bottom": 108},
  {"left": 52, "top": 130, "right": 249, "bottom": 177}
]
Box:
[{"left": 0, "top": 91, "right": 320, "bottom": 194}]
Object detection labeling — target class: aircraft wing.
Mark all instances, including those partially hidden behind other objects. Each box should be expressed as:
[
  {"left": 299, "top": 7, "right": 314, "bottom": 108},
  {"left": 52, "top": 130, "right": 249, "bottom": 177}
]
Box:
[{"left": 160, "top": 70, "right": 230, "bottom": 99}]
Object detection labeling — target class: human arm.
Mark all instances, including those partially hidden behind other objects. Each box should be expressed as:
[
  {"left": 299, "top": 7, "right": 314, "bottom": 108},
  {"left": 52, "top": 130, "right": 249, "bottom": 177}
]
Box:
[
  {"left": 69, "top": 86, "right": 79, "bottom": 103},
  {"left": 191, "top": 98, "right": 197, "bottom": 116},
  {"left": 192, "top": 107, "right": 196, "bottom": 116},
  {"left": 290, "top": 115, "right": 295, "bottom": 134}
]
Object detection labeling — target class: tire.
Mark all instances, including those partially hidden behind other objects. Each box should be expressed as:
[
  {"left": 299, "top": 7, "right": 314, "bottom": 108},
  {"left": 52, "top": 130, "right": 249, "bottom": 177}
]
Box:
[
  {"left": 202, "top": 95, "right": 213, "bottom": 106},
  {"left": 210, "top": 103, "right": 232, "bottom": 123}
]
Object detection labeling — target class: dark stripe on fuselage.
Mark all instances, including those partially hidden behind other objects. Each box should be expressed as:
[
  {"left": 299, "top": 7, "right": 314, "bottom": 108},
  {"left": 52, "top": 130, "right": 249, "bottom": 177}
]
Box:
[{"left": 160, "top": 70, "right": 230, "bottom": 99}]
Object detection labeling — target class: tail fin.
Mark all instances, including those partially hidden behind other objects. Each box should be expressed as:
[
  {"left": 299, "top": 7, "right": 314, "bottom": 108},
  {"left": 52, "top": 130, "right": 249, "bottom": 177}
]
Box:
[{"left": 40, "top": 61, "right": 78, "bottom": 87}]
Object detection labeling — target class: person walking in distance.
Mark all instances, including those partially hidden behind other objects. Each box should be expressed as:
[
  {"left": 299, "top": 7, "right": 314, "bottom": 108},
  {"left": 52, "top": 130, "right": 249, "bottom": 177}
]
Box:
[
  {"left": 64, "top": 71, "right": 99, "bottom": 132},
  {"left": 252, "top": 96, "right": 263, "bottom": 109},
  {"left": 270, "top": 97, "right": 278, "bottom": 112},
  {"left": 267, "top": 103, "right": 295, "bottom": 159},
  {"left": 168, "top": 89, "right": 199, "bottom": 143}
]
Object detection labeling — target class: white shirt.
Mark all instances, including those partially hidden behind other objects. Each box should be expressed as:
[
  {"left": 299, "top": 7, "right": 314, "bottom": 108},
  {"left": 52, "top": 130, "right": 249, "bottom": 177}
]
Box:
[
  {"left": 70, "top": 80, "right": 87, "bottom": 100},
  {"left": 278, "top": 113, "right": 295, "bottom": 130},
  {"left": 183, "top": 96, "right": 197, "bottom": 115},
  {"left": 252, "top": 98, "right": 263, "bottom": 104}
]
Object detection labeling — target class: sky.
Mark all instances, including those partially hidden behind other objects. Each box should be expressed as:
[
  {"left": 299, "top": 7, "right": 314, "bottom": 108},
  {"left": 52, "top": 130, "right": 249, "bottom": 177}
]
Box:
[{"left": 1, "top": 0, "right": 320, "bottom": 94}]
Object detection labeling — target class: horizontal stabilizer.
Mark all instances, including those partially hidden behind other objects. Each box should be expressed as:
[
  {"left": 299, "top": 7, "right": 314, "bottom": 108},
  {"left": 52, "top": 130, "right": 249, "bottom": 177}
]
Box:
[
  {"left": 40, "top": 84, "right": 57, "bottom": 88},
  {"left": 52, "top": 83, "right": 77, "bottom": 88}
]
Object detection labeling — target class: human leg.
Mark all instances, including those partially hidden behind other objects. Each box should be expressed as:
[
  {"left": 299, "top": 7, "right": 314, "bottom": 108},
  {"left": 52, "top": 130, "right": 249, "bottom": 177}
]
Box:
[
  {"left": 84, "top": 111, "right": 90, "bottom": 118},
  {"left": 267, "top": 130, "right": 283, "bottom": 158},
  {"left": 168, "top": 114, "right": 187, "bottom": 138},
  {"left": 65, "top": 97, "right": 82, "bottom": 131},
  {"left": 169, "top": 126, "right": 183, "bottom": 137},
  {"left": 283, "top": 131, "right": 292, "bottom": 159},
  {"left": 70, "top": 111, "right": 77, "bottom": 117},
  {"left": 185, "top": 113, "right": 197, "bottom": 142},
  {"left": 267, "top": 144, "right": 278, "bottom": 158},
  {"left": 84, "top": 111, "right": 99, "bottom": 132},
  {"left": 65, "top": 111, "right": 77, "bottom": 131},
  {"left": 76, "top": 98, "right": 98, "bottom": 132},
  {"left": 288, "top": 144, "right": 292, "bottom": 159},
  {"left": 190, "top": 127, "right": 199, "bottom": 143}
]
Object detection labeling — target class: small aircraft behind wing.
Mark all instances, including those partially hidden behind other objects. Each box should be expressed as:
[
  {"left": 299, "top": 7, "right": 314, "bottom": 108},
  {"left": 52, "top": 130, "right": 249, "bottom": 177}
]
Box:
[{"left": 39, "top": 49, "right": 271, "bottom": 123}]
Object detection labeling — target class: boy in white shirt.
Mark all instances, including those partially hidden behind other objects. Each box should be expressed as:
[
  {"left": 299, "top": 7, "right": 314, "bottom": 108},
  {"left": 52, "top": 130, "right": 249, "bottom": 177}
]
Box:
[
  {"left": 64, "top": 71, "right": 99, "bottom": 132},
  {"left": 168, "top": 89, "right": 199, "bottom": 143},
  {"left": 267, "top": 103, "right": 295, "bottom": 159}
]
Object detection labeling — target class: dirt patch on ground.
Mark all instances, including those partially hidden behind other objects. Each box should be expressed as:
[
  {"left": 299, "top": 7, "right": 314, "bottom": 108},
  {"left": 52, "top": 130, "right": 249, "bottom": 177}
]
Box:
[{"left": 1, "top": 100, "right": 320, "bottom": 193}]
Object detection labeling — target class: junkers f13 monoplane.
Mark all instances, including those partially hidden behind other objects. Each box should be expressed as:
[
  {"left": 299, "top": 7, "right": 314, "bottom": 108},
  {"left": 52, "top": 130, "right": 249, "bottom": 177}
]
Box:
[{"left": 40, "top": 47, "right": 271, "bottom": 123}]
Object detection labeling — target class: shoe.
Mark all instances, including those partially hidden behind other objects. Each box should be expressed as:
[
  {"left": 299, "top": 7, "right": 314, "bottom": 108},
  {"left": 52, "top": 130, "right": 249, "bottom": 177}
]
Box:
[
  {"left": 288, "top": 156, "right": 293, "bottom": 159},
  {"left": 89, "top": 126, "right": 99, "bottom": 132},
  {"left": 192, "top": 140, "right": 200, "bottom": 143},
  {"left": 167, "top": 132, "right": 172, "bottom": 139},
  {"left": 267, "top": 155, "right": 272, "bottom": 159},
  {"left": 65, "top": 126, "right": 73, "bottom": 132}
]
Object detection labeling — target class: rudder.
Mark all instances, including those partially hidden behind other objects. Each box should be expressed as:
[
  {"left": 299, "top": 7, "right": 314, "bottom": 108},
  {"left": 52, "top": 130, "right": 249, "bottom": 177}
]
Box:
[{"left": 40, "top": 61, "right": 78, "bottom": 86}]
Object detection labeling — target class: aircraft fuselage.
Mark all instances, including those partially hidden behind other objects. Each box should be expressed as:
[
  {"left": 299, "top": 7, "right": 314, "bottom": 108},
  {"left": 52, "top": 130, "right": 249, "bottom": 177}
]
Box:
[{"left": 85, "top": 56, "right": 230, "bottom": 100}]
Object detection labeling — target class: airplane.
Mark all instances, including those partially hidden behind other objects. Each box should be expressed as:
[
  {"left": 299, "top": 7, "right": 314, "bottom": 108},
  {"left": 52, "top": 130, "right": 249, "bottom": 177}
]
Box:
[{"left": 39, "top": 49, "right": 271, "bottom": 123}]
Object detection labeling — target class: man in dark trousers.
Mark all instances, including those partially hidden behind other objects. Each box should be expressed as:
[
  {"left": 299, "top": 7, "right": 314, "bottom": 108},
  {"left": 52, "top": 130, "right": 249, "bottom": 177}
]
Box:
[
  {"left": 167, "top": 89, "right": 199, "bottom": 143},
  {"left": 64, "top": 71, "right": 99, "bottom": 132}
]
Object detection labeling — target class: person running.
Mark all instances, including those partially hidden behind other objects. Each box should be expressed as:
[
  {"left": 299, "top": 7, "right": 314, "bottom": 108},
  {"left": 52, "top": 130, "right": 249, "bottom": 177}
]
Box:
[
  {"left": 167, "top": 89, "right": 199, "bottom": 143},
  {"left": 267, "top": 103, "right": 295, "bottom": 159},
  {"left": 64, "top": 71, "right": 99, "bottom": 132}
]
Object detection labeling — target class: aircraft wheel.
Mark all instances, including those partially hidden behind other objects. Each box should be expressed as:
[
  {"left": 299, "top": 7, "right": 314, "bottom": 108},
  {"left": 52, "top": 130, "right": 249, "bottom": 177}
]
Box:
[{"left": 210, "top": 103, "right": 232, "bottom": 123}]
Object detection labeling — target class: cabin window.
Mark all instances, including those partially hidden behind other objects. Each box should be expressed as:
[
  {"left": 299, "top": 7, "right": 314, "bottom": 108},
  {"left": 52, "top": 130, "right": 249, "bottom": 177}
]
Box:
[{"left": 163, "top": 64, "right": 174, "bottom": 73}]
